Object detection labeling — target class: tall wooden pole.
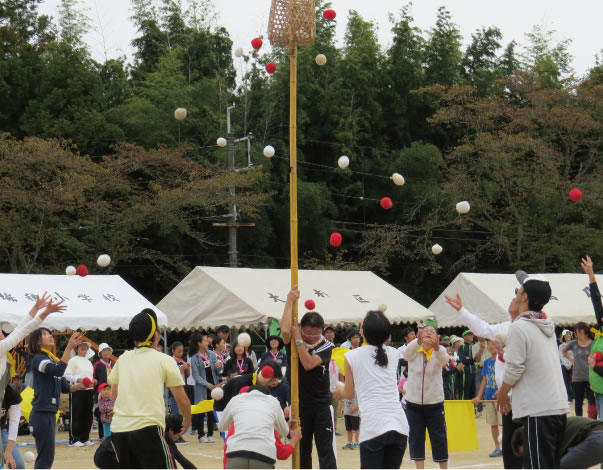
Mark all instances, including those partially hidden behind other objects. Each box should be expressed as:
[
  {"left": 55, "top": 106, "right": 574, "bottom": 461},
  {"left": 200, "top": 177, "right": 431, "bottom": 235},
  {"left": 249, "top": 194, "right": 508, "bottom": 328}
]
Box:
[{"left": 288, "top": 42, "right": 301, "bottom": 469}]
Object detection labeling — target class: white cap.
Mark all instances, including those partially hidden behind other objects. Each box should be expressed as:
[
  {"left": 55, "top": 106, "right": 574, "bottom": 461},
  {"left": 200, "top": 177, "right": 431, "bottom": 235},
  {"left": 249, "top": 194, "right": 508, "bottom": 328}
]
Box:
[
  {"left": 98, "top": 343, "right": 113, "bottom": 354},
  {"left": 515, "top": 271, "right": 548, "bottom": 285}
]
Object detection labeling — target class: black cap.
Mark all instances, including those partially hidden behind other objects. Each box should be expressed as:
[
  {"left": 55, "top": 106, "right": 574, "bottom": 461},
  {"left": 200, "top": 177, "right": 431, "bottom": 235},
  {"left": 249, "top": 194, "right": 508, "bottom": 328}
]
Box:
[{"left": 129, "top": 308, "right": 158, "bottom": 344}]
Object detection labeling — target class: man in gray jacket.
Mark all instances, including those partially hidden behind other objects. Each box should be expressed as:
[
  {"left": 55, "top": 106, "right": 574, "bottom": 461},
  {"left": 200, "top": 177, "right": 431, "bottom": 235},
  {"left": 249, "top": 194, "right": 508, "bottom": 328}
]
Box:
[{"left": 496, "top": 274, "right": 569, "bottom": 469}]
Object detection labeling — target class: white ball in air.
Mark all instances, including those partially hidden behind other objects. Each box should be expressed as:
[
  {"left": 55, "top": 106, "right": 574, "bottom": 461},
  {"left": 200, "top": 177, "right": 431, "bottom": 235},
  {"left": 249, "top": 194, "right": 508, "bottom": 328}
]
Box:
[
  {"left": 378, "top": 304, "right": 387, "bottom": 313},
  {"left": 315, "top": 54, "right": 327, "bottom": 66},
  {"left": 456, "top": 201, "right": 471, "bottom": 215},
  {"left": 174, "top": 108, "right": 187, "bottom": 120},
  {"left": 217, "top": 137, "right": 227, "bottom": 148},
  {"left": 392, "top": 173, "right": 405, "bottom": 186},
  {"left": 263, "top": 145, "right": 275, "bottom": 158},
  {"left": 338, "top": 156, "right": 350, "bottom": 169},
  {"left": 238, "top": 332, "right": 251, "bottom": 348},
  {"left": 211, "top": 387, "right": 224, "bottom": 400},
  {"left": 432, "top": 244, "right": 443, "bottom": 255},
  {"left": 234, "top": 47, "right": 244, "bottom": 57},
  {"left": 66, "top": 266, "right": 76, "bottom": 276},
  {"left": 97, "top": 254, "right": 111, "bottom": 268}
]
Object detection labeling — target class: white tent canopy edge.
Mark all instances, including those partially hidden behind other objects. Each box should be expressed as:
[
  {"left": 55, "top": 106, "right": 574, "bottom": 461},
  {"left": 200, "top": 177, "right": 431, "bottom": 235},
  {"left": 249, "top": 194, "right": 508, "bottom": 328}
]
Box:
[
  {"left": 157, "top": 266, "right": 435, "bottom": 331},
  {"left": 429, "top": 272, "right": 602, "bottom": 328},
  {"left": 0, "top": 274, "right": 168, "bottom": 332}
]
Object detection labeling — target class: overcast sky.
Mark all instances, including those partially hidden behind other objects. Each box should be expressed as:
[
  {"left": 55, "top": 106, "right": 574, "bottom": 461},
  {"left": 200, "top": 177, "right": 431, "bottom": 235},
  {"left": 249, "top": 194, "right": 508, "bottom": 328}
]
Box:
[{"left": 39, "top": 0, "right": 602, "bottom": 76}]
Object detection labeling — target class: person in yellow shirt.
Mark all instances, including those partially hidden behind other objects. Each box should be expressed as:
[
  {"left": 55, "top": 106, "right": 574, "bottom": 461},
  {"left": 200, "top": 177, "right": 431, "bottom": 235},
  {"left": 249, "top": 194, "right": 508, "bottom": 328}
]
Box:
[{"left": 108, "top": 309, "right": 191, "bottom": 468}]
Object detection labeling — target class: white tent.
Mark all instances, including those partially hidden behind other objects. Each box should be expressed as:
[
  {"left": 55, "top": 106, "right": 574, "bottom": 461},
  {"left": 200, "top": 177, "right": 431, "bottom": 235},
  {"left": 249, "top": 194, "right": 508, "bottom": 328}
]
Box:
[
  {"left": 429, "top": 272, "right": 602, "bottom": 327},
  {"left": 157, "top": 266, "right": 434, "bottom": 331},
  {"left": 0, "top": 274, "right": 168, "bottom": 331}
]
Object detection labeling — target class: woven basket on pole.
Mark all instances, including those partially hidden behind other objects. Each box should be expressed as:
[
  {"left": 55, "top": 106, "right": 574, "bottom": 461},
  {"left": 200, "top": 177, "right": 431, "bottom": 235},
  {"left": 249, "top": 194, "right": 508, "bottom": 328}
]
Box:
[{"left": 268, "top": 0, "right": 316, "bottom": 47}]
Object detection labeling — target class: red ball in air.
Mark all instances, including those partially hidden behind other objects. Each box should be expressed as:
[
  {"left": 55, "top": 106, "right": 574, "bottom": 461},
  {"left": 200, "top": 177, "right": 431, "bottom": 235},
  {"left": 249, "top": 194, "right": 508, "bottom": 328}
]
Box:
[
  {"left": 329, "top": 232, "right": 342, "bottom": 247},
  {"left": 76, "top": 264, "right": 88, "bottom": 277},
  {"left": 568, "top": 188, "right": 582, "bottom": 202},
  {"left": 251, "top": 38, "right": 263, "bottom": 50},
  {"left": 304, "top": 299, "right": 315, "bottom": 311},
  {"left": 323, "top": 9, "right": 336, "bottom": 20},
  {"left": 265, "top": 62, "right": 277, "bottom": 74},
  {"left": 380, "top": 197, "right": 393, "bottom": 210}
]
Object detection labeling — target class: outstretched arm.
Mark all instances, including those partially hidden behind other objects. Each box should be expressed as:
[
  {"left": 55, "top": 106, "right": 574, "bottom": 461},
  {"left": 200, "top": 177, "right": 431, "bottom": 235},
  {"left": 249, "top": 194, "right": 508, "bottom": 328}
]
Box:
[
  {"left": 445, "top": 294, "right": 509, "bottom": 340},
  {"left": 582, "top": 257, "right": 603, "bottom": 325}
]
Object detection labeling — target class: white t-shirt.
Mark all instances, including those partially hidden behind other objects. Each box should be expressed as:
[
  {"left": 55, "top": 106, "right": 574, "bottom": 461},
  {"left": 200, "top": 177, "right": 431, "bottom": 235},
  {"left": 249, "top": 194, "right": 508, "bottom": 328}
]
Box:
[{"left": 345, "top": 345, "right": 409, "bottom": 443}]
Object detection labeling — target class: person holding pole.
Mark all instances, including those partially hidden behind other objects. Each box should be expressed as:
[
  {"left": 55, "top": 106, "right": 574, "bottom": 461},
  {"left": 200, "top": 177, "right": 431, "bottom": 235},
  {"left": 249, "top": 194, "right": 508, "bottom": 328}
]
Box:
[{"left": 280, "top": 286, "right": 336, "bottom": 469}]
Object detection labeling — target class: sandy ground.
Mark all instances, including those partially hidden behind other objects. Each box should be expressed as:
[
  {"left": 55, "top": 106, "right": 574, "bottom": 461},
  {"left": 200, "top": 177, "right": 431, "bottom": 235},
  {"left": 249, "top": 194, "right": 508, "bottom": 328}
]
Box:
[{"left": 14, "top": 413, "right": 509, "bottom": 469}]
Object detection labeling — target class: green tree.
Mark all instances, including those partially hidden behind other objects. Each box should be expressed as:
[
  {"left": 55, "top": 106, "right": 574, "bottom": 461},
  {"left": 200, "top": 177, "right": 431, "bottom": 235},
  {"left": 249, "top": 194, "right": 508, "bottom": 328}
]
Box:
[
  {"left": 461, "top": 26, "right": 503, "bottom": 96},
  {"left": 424, "top": 7, "right": 463, "bottom": 87}
]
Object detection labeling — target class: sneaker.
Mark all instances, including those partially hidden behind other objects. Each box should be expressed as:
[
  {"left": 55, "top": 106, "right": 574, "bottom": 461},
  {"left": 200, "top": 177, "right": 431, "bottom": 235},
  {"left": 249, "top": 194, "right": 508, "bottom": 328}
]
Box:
[
  {"left": 335, "top": 431, "right": 342, "bottom": 436},
  {"left": 489, "top": 448, "right": 503, "bottom": 458},
  {"left": 207, "top": 436, "right": 215, "bottom": 443},
  {"left": 342, "top": 443, "right": 353, "bottom": 450},
  {"left": 199, "top": 436, "right": 209, "bottom": 443},
  {"left": 176, "top": 437, "right": 188, "bottom": 445},
  {"left": 69, "top": 441, "right": 84, "bottom": 447},
  {"left": 84, "top": 440, "right": 95, "bottom": 446},
  {"left": 353, "top": 443, "right": 360, "bottom": 449}
]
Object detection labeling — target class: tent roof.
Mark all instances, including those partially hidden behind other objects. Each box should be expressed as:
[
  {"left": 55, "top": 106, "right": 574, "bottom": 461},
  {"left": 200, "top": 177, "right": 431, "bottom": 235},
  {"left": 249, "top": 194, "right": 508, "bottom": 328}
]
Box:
[
  {"left": 157, "top": 266, "right": 434, "bottom": 331},
  {"left": 429, "top": 272, "right": 602, "bottom": 327},
  {"left": 0, "top": 274, "right": 168, "bottom": 332}
]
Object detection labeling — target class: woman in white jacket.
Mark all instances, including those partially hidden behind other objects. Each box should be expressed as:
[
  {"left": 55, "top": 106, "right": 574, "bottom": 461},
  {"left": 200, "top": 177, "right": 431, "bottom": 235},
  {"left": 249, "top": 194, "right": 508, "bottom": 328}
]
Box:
[
  {"left": 0, "top": 293, "right": 65, "bottom": 400},
  {"left": 404, "top": 326, "right": 449, "bottom": 469}
]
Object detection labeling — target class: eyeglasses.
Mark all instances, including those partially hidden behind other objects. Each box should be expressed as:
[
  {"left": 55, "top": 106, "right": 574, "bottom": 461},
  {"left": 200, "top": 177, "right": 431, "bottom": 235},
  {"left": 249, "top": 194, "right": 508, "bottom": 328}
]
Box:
[
  {"left": 301, "top": 329, "right": 321, "bottom": 339},
  {"left": 515, "top": 288, "right": 519, "bottom": 295}
]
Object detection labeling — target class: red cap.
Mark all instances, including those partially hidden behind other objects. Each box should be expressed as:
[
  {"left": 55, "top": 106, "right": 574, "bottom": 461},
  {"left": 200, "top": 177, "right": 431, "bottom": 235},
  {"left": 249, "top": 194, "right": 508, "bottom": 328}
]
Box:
[
  {"left": 98, "top": 382, "right": 109, "bottom": 391},
  {"left": 260, "top": 366, "right": 274, "bottom": 379}
]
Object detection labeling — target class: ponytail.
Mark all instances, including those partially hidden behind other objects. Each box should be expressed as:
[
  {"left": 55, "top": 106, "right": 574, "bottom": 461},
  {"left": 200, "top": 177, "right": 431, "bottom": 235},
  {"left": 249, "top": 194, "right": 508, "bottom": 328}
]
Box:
[
  {"left": 374, "top": 344, "right": 388, "bottom": 367},
  {"left": 362, "top": 310, "right": 391, "bottom": 369}
]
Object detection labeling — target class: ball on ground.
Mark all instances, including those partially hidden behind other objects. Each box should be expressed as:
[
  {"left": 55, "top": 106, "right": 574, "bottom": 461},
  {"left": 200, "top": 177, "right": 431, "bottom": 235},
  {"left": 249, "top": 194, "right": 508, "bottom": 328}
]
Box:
[
  {"left": 211, "top": 387, "right": 224, "bottom": 400},
  {"left": 97, "top": 254, "right": 111, "bottom": 268},
  {"left": 24, "top": 451, "right": 35, "bottom": 463},
  {"left": 237, "top": 332, "right": 251, "bottom": 348}
]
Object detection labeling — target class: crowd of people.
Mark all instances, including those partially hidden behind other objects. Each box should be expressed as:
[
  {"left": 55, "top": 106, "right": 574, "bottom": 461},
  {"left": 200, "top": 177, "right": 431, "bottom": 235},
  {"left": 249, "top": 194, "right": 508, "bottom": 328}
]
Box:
[{"left": 0, "top": 256, "right": 602, "bottom": 469}]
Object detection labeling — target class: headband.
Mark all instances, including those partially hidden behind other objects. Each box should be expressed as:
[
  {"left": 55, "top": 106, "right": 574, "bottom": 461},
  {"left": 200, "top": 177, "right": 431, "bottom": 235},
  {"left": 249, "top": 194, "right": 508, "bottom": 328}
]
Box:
[{"left": 137, "top": 313, "right": 157, "bottom": 346}]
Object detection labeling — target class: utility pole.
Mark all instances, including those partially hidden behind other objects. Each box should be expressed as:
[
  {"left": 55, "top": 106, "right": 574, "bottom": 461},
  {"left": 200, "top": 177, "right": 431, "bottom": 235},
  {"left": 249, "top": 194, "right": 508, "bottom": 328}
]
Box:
[
  {"left": 226, "top": 105, "right": 237, "bottom": 267},
  {"left": 215, "top": 105, "right": 255, "bottom": 267}
]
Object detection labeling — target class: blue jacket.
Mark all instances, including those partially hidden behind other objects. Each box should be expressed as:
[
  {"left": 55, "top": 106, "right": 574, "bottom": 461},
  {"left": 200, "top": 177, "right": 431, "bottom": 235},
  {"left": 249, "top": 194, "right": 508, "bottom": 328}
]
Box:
[
  {"left": 191, "top": 350, "right": 219, "bottom": 404},
  {"left": 31, "top": 353, "right": 70, "bottom": 413}
]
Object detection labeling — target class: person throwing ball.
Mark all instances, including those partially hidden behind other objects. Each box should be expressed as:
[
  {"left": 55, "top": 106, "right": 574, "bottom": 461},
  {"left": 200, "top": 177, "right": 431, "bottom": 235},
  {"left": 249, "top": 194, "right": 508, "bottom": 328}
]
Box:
[{"left": 108, "top": 308, "right": 191, "bottom": 468}]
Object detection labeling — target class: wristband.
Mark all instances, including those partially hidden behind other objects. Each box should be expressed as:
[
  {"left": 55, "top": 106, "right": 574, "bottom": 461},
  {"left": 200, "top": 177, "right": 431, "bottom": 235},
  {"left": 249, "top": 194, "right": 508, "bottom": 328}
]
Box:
[{"left": 295, "top": 339, "right": 303, "bottom": 346}]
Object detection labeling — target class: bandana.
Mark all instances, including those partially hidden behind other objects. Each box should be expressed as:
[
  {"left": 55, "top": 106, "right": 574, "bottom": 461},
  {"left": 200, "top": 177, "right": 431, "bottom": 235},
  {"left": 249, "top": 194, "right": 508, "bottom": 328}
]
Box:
[
  {"left": 40, "top": 348, "right": 61, "bottom": 363},
  {"left": 418, "top": 347, "right": 433, "bottom": 361},
  {"left": 519, "top": 310, "right": 547, "bottom": 320}
]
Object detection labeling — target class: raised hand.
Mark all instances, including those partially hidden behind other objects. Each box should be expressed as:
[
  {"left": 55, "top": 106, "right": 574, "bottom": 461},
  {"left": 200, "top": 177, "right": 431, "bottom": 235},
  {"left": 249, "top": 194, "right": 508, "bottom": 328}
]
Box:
[
  {"left": 28, "top": 291, "right": 51, "bottom": 318},
  {"left": 67, "top": 332, "right": 83, "bottom": 350},
  {"left": 287, "top": 286, "right": 300, "bottom": 304},
  {"left": 444, "top": 294, "right": 463, "bottom": 311},
  {"left": 39, "top": 299, "right": 67, "bottom": 320},
  {"left": 581, "top": 256, "right": 594, "bottom": 274}
]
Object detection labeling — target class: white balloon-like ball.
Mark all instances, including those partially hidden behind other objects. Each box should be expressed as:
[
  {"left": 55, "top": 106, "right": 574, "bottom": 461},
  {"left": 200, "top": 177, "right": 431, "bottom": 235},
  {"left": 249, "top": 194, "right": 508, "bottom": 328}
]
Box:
[
  {"left": 211, "top": 387, "right": 224, "bottom": 400},
  {"left": 174, "top": 108, "right": 187, "bottom": 121},
  {"left": 392, "top": 173, "right": 405, "bottom": 186},
  {"left": 66, "top": 265, "right": 76, "bottom": 276},
  {"left": 315, "top": 54, "right": 327, "bottom": 66},
  {"left": 24, "top": 451, "right": 35, "bottom": 463},
  {"left": 338, "top": 156, "right": 350, "bottom": 169},
  {"left": 378, "top": 304, "right": 387, "bottom": 313},
  {"left": 97, "top": 254, "right": 111, "bottom": 268},
  {"left": 238, "top": 332, "right": 251, "bottom": 348},
  {"left": 456, "top": 201, "right": 471, "bottom": 215},
  {"left": 263, "top": 145, "right": 275, "bottom": 158},
  {"left": 432, "top": 244, "right": 443, "bottom": 255},
  {"left": 234, "top": 47, "right": 244, "bottom": 57},
  {"left": 217, "top": 137, "right": 227, "bottom": 148}
]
